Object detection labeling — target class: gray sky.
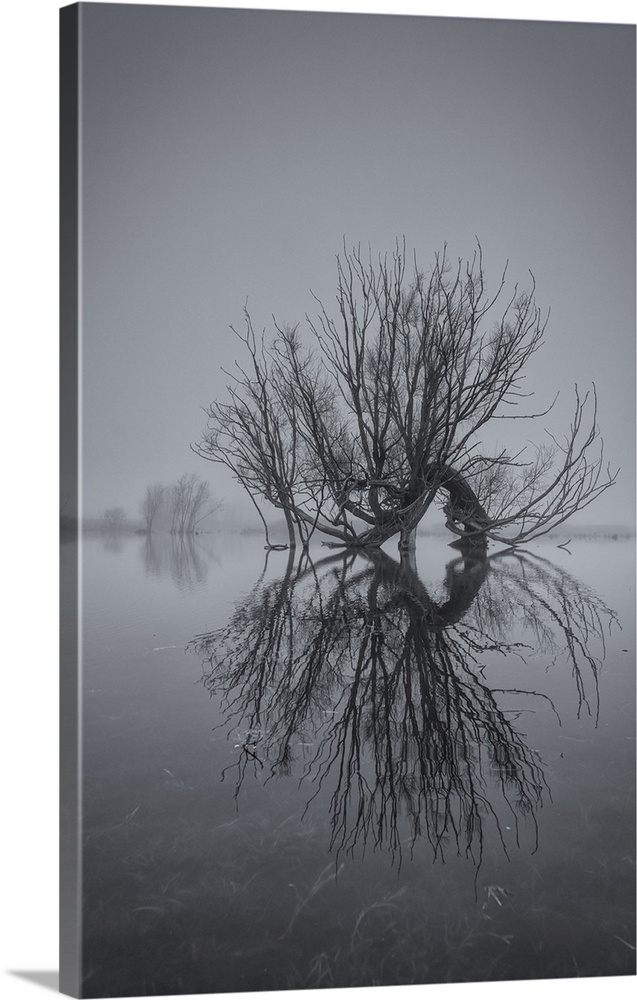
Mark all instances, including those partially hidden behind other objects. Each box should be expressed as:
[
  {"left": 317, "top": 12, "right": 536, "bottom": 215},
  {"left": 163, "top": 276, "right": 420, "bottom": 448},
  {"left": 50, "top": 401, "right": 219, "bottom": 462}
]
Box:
[{"left": 75, "top": 2, "right": 635, "bottom": 525}]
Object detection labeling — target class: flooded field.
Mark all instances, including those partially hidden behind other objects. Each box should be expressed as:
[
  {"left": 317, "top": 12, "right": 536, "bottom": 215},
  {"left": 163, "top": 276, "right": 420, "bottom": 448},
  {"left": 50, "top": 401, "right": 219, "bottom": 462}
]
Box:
[{"left": 64, "top": 531, "right": 635, "bottom": 996}]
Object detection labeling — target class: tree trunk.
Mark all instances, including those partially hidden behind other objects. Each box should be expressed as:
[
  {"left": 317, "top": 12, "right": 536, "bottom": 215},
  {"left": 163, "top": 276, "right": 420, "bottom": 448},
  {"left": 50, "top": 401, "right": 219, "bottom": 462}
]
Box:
[
  {"left": 398, "top": 526, "right": 418, "bottom": 570},
  {"left": 283, "top": 507, "right": 297, "bottom": 550}
]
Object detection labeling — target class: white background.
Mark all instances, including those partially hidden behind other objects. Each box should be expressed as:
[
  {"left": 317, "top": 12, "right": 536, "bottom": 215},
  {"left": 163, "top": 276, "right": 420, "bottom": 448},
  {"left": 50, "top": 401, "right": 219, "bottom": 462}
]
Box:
[{"left": 1, "top": 2, "right": 634, "bottom": 1000}]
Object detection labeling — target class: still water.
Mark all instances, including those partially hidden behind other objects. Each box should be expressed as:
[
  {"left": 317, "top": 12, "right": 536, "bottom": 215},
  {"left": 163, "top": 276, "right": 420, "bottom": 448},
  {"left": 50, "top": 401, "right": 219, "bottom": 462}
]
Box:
[{"left": 67, "top": 531, "right": 635, "bottom": 996}]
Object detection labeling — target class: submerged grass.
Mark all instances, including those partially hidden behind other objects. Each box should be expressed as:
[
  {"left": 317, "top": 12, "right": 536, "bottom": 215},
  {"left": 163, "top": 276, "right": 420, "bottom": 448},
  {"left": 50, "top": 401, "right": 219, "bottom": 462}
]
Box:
[
  {"left": 81, "top": 660, "right": 634, "bottom": 992},
  {"left": 281, "top": 860, "right": 344, "bottom": 938},
  {"left": 82, "top": 790, "right": 635, "bottom": 996}
]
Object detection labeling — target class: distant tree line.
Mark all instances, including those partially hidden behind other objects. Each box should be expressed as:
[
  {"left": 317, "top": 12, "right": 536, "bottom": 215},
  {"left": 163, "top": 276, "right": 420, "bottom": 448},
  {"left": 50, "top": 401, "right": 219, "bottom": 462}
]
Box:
[{"left": 103, "top": 506, "right": 127, "bottom": 532}]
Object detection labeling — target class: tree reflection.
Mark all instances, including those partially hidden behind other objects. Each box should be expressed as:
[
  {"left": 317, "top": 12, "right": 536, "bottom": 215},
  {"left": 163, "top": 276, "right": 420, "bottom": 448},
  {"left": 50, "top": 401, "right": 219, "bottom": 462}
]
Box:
[
  {"left": 140, "top": 532, "right": 218, "bottom": 589},
  {"left": 189, "top": 544, "right": 617, "bottom": 867}
]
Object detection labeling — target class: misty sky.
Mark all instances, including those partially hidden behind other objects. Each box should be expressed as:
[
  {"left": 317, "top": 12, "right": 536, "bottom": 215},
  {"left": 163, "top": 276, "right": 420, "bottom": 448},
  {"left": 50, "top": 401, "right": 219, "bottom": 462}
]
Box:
[{"left": 73, "top": 3, "right": 635, "bottom": 527}]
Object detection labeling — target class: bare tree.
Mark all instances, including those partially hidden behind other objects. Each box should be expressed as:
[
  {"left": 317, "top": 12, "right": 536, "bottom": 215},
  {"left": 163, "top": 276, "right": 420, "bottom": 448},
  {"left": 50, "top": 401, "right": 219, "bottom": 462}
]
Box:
[
  {"left": 168, "top": 473, "right": 220, "bottom": 535},
  {"left": 195, "top": 241, "right": 616, "bottom": 551},
  {"left": 103, "top": 506, "right": 127, "bottom": 533},
  {"left": 140, "top": 483, "right": 165, "bottom": 534}
]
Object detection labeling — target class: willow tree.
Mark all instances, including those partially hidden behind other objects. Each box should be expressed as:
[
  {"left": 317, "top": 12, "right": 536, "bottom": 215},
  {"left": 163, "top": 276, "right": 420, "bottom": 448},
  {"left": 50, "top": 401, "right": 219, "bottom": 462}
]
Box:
[{"left": 195, "top": 241, "right": 616, "bottom": 552}]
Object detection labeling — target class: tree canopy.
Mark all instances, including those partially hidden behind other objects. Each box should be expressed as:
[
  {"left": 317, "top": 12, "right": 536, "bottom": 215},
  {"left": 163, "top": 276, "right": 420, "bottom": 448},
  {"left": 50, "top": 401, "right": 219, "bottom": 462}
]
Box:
[{"left": 195, "top": 241, "right": 616, "bottom": 551}]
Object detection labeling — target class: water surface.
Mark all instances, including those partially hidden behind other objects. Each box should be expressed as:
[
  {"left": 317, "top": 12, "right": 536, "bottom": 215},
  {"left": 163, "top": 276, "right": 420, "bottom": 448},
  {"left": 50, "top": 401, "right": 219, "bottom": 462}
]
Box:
[{"left": 69, "top": 531, "right": 635, "bottom": 996}]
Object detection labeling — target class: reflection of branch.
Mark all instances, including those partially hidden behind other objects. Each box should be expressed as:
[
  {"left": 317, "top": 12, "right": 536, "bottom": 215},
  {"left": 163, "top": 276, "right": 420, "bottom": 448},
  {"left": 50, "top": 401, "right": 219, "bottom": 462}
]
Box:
[
  {"left": 189, "top": 545, "right": 616, "bottom": 868},
  {"left": 139, "top": 533, "right": 219, "bottom": 588},
  {"left": 473, "top": 549, "right": 618, "bottom": 722}
]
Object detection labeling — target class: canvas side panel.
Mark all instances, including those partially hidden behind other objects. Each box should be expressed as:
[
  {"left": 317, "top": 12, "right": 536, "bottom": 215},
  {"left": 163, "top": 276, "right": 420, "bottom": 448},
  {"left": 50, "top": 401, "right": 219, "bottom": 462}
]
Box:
[{"left": 59, "top": 4, "right": 81, "bottom": 996}]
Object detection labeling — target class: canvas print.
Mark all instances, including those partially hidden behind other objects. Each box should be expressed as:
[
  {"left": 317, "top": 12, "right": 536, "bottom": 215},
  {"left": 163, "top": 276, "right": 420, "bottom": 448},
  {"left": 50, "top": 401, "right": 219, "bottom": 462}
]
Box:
[{"left": 60, "top": 3, "right": 636, "bottom": 997}]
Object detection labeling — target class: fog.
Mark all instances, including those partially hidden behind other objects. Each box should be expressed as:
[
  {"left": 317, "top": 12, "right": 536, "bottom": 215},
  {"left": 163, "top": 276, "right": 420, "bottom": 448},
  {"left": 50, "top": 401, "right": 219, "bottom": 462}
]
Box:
[{"left": 67, "top": 5, "right": 635, "bottom": 529}]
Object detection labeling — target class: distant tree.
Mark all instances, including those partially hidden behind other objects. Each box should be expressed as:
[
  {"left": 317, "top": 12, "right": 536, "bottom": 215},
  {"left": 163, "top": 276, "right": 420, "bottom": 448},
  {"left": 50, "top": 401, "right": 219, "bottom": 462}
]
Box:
[
  {"left": 103, "top": 506, "right": 126, "bottom": 532},
  {"left": 168, "top": 473, "right": 220, "bottom": 535},
  {"left": 195, "top": 240, "right": 616, "bottom": 553},
  {"left": 140, "top": 483, "right": 165, "bottom": 534}
]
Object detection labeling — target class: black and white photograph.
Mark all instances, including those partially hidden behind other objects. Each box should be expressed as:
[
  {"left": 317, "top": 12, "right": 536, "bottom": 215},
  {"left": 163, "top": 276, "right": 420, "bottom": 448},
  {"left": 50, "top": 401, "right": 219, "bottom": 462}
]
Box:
[{"left": 4, "top": 2, "right": 636, "bottom": 1000}]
